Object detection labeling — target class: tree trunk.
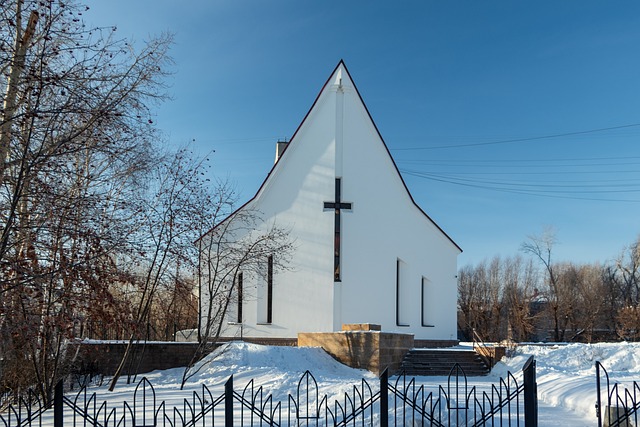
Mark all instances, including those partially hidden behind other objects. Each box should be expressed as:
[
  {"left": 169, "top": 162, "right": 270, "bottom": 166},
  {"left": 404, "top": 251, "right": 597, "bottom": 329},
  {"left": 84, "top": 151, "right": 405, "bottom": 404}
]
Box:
[
  {"left": 108, "top": 333, "right": 136, "bottom": 391},
  {"left": 0, "top": 8, "right": 38, "bottom": 182}
]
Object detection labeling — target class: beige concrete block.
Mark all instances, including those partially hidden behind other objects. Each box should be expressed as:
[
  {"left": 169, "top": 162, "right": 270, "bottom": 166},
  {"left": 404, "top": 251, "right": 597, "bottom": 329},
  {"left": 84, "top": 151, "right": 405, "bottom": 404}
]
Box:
[
  {"left": 342, "top": 323, "right": 382, "bottom": 331},
  {"left": 299, "top": 330, "right": 415, "bottom": 376}
]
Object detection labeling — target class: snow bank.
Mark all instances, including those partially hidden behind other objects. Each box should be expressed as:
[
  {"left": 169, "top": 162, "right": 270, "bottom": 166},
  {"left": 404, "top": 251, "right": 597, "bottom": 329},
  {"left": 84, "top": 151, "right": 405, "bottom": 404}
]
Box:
[
  {"left": 190, "top": 341, "right": 372, "bottom": 380},
  {"left": 180, "top": 341, "right": 377, "bottom": 402},
  {"left": 512, "top": 342, "right": 640, "bottom": 373},
  {"left": 499, "top": 342, "right": 640, "bottom": 421}
]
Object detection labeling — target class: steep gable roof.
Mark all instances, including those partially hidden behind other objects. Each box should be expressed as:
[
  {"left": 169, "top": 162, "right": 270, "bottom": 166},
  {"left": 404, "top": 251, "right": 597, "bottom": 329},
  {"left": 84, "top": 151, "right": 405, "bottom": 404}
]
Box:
[{"left": 203, "top": 61, "right": 461, "bottom": 253}]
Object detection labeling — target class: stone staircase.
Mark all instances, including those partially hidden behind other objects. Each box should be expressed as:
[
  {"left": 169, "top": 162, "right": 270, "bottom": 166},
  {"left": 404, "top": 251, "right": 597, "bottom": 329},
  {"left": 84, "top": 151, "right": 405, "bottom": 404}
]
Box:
[{"left": 400, "top": 349, "right": 491, "bottom": 376}]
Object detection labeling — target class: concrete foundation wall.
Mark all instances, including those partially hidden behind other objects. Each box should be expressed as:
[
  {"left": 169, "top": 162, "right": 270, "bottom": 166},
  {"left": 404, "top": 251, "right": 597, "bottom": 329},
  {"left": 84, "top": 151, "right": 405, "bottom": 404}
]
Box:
[{"left": 298, "top": 331, "right": 413, "bottom": 376}]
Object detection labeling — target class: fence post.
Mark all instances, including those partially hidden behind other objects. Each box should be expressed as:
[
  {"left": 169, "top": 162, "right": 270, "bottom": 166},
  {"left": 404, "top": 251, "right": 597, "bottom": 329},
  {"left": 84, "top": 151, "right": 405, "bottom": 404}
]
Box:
[
  {"left": 380, "top": 368, "right": 388, "bottom": 427},
  {"left": 523, "top": 356, "right": 538, "bottom": 427},
  {"left": 595, "top": 361, "right": 602, "bottom": 427},
  {"left": 54, "top": 380, "right": 63, "bottom": 427},
  {"left": 225, "top": 375, "right": 234, "bottom": 426}
]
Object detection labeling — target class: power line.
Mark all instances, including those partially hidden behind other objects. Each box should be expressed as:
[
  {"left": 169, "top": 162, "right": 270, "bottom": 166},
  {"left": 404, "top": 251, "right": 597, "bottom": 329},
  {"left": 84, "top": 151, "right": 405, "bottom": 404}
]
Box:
[
  {"left": 402, "top": 170, "right": 640, "bottom": 190},
  {"left": 392, "top": 123, "right": 640, "bottom": 151},
  {"left": 398, "top": 155, "right": 640, "bottom": 165},
  {"left": 401, "top": 170, "right": 640, "bottom": 203},
  {"left": 398, "top": 160, "right": 640, "bottom": 168},
  {"left": 402, "top": 169, "right": 640, "bottom": 176},
  {"left": 408, "top": 173, "right": 640, "bottom": 189}
]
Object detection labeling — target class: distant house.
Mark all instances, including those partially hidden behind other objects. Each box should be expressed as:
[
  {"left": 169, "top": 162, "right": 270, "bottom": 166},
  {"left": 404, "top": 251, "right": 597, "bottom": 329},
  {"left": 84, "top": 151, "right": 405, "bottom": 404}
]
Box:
[{"left": 200, "top": 61, "right": 461, "bottom": 345}]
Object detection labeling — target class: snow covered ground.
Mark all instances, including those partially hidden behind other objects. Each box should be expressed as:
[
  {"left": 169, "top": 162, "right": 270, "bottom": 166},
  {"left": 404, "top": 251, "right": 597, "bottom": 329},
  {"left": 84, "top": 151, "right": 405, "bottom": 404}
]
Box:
[
  {"left": 10, "top": 341, "right": 640, "bottom": 426},
  {"left": 502, "top": 342, "right": 640, "bottom": 426}
]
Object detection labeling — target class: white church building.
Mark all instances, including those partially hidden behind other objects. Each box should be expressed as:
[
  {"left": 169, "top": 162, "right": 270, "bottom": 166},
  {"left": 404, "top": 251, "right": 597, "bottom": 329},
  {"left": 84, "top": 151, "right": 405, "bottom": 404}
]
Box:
[{"left": 200, "top": 61, "right": 462, "bottom": 344}]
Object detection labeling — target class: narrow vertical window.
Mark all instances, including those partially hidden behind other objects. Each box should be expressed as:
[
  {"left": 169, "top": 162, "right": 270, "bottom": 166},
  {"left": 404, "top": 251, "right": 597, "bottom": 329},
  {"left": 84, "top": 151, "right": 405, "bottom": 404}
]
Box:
[
  {"left": 396, "top": 259, "right": 409, "bottom": 326},
  {"left": 396, "top": 259, "right": 400, "bottom": 325},
  {"left": 267, "top": 255, "right": 273, "bottom": 324},
  {"left": 237, "top": 272, "right": 243, "bottom": 323},
  {"left": 421, "top": 277, "right": 434, "bottom": 327}
]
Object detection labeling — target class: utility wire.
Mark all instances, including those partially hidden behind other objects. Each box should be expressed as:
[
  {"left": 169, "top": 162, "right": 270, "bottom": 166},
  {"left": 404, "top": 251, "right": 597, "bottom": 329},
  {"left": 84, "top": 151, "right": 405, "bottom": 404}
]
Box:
[
  {"left": 402, "top": 170, "right": 640, "bottom": 203},
  {"left": 400, "top": 155, "right": 640, "bottom": 163},
  {"left": 402, "top": 169, "right": 640, "bottom": 190},
  {"left": 398, "top": 160, "right": 640, "bottom": 168},
  {"left": 392, "top": 123, "right": 640, "bottom": 150}
]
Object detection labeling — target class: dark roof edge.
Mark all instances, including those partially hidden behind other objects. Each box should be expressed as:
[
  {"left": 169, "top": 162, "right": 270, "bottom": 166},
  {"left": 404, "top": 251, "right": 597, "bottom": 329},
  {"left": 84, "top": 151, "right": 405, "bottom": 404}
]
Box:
[{"left": 338, "top": 63, "right": 462, "bottom": 253}]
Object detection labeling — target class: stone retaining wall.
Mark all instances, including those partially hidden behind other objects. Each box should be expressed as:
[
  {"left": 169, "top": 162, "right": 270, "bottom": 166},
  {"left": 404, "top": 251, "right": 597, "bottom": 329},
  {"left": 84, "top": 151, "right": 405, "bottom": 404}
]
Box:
[
  {"left": 298, "top": 324, "right": 414, "bottom": 375},
  {"left": 70, "top": 342, "right": 208, "bottom": 376}
]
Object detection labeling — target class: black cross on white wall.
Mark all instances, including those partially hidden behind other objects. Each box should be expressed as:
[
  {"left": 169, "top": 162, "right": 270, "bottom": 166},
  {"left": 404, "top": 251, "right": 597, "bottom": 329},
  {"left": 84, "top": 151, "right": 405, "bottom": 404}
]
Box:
[{"left": 324, "top": 178, "right": 352, "bottom": 282}]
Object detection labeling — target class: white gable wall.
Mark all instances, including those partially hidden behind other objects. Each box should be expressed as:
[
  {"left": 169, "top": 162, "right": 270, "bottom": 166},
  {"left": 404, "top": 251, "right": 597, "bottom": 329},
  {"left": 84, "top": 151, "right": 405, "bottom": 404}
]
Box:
[
  {"left": 207, "top": 63, "right": 460, "bottom": 342},
  {"left": 337, "top": 78, "right": 459, "bottom": 340}
]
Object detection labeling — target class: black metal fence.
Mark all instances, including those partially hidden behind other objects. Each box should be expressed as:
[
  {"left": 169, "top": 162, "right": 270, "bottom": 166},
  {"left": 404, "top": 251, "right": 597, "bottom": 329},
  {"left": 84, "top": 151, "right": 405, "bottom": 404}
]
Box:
[
  {"left": 1, "top": 357, "right": 538, "bottom": 427},
  {"left": 596, "top": 360, "right": 640, "bottom": 427}
]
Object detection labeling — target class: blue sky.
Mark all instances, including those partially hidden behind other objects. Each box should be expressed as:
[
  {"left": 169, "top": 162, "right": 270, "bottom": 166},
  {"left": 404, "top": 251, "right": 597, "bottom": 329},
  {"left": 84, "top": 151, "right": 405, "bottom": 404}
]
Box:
[{"left": 86, "top": 1, "right": 640, "bottom": 267}]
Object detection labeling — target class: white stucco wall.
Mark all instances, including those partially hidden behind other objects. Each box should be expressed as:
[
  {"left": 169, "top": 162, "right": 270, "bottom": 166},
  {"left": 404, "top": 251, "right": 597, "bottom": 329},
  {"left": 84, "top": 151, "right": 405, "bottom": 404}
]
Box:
[
  {"left": 203, "top": 63, "right": 460, "bottom": 341},
  {"left": 336, "top": 81, "right": 459, "bottom": 340},
  {"left": 213, "top": 83, "right": 338, "bottom": 339}
]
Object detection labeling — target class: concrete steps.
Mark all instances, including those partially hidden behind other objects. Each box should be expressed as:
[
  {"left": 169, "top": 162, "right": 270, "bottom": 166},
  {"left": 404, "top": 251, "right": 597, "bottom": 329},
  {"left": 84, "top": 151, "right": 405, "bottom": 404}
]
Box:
[{"left": 400, "top": 349, "right": 490, "bottom": 376}]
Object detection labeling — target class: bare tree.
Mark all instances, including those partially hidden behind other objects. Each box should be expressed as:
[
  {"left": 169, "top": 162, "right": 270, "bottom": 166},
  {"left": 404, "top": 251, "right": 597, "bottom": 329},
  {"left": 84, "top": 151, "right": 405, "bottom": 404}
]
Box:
[
  {"left": 458, "top": 255, "right": 541, "bottom": 342},
  {"left": 616, "top": 305, "right": 640, "bottom": 341},
  {"left": 601, "top": 265, "right": 621, "bottom": 334},
  {"left": 151, "top": 274, "right": 198, "bottom": 340},
  {"left": 553, "top": 263, "right": 582, "bottom": 340},
  {"left": 458, "top": 262, "right": 487, "bottom": 340},
  {"left": 502, "top": 256, "right": 539, "bottom": 342},
  {"left": 108, "top": 148, "right": 210, "bottom": 390},
  {"left": 0, "top": 0, "right": 171, "bottom": 402},
  {"left": 614, "top": 236, "right": 640, "bottom": 305},
  {"left": 179, "top": 206, "right": 293, "bottom": 389},
  {"left": 458, "top": 257, "right": 504, "bottom": 341},
  {"left": 459, "top": 235, "right": 639, "bottom": 344},
  {"left": 612, "top": 236, "right": 640, "bottom": 340},
  {"left": 521, "top": 227, "right": 570, "bottom": 341},
  {"left": 572, "top": 263, "right": 607, "bottom": 342}
]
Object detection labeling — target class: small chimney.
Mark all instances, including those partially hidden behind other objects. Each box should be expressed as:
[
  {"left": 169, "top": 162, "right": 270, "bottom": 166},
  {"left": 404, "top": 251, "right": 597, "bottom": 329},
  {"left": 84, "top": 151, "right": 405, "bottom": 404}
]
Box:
[{"left": 275, "top": 139, "right": 289, "bottom": 164}]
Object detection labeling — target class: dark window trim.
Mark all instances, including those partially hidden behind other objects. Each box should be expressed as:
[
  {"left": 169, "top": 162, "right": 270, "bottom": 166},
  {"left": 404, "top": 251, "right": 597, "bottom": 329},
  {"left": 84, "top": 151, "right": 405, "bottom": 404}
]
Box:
[
  {"left": 267, "top": 255, "right": 273, "bottom": 324},
  {"left": 396, "top": 259, "right": 409, "bottom": 327},
  {"left": 421, "top": 277, "right": 435, "bottom": 327},
  {"left": 237, "top": 272, "right": 243, "bottom": 323}
]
